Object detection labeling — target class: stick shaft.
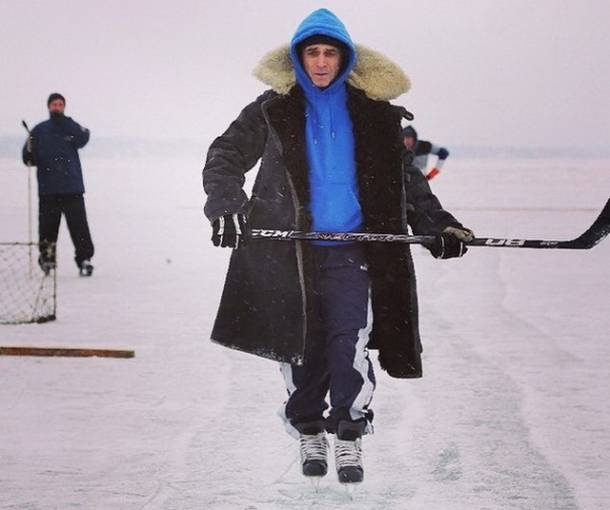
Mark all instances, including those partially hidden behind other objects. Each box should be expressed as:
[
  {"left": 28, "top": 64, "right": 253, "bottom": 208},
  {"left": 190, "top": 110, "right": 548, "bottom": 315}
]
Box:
[
  {"left": 22, "top": 120, "right": 34, "bottom": 273},
  {"left": 249, "top": 229, "right": 600, "bottom": 249},
  {"left": 249, "top": 198, "right": 609, "bottom": 250},
  {"left": 27, "top": 167, "right": 33, "bottom": 274},
  {"left": 250, "top": 229, "right": 433, "bottom": 244}
]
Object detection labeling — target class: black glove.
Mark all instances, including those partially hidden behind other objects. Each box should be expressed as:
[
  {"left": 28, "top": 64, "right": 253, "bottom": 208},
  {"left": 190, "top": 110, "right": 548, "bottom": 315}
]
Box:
[
  {"left": 23, "top": 135, "right": 35, "bottom": 165},
  {"left": 24, "top": 151, "right": 35, "bottom": 166},
  {"left": 429, "top": 226, "right": 474, "bottom": 259},
  {"left": 437, "top": 147, "right": 449, "bottom": 160},
  {"left": 212, "top": 213, "right": 248, "bottom": 248}
]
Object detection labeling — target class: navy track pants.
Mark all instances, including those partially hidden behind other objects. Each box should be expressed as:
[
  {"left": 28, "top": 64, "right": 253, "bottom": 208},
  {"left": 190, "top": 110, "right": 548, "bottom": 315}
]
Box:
[{"left": 280, "top": 243, "right": 375, "bottom": 434}]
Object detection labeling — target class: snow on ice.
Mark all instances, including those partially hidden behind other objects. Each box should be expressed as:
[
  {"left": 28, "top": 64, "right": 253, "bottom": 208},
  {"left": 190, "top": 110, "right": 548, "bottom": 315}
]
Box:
[{"left": 0, "top": 155, "right": 609, "bottom": 509}]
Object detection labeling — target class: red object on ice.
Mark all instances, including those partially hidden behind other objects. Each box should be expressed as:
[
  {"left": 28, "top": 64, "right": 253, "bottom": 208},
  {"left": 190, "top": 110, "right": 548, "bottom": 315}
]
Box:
[{"left": 426, "top": 168, "right": 440, "bottom": 180}]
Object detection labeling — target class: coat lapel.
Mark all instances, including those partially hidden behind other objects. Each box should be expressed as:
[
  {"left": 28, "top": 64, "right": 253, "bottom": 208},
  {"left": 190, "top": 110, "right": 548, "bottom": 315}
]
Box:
[
  {"left": 264, "top": 87, "right": 311, "bottom": 230},
  {"left": 347, "top": 85, "right": 405, "bottom": 233}
]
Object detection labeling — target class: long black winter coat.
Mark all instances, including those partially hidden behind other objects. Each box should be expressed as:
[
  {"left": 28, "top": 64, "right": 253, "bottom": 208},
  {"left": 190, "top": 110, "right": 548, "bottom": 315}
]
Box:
[
  {"left": 203, "top": 45, "right": 463, "bottom": 378},
  {"left": 22, "top": 116, "right": 90, "bottom": 196}
]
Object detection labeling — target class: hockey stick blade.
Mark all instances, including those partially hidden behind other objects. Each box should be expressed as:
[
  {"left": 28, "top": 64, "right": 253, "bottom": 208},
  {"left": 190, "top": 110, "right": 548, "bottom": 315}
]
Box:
[
  {"left": 468, "top": 198, "right": 610, "bottom": 249},
  {"left": 560, "top": 198, "right": 610, "bottom": 249},
  {"left": 249, "top": 199, "right": 610, "bottom": 250}
]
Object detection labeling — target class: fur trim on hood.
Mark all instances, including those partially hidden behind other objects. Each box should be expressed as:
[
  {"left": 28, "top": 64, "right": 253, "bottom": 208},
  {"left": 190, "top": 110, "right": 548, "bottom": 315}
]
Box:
[{"left": 253, "top": 44, "right": 411, "bottom": 101}]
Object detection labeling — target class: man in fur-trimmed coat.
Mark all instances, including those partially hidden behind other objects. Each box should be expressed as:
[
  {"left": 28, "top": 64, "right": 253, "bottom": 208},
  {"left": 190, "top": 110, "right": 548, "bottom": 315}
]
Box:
[{"left": 202, "top": 8, "right": 473, "bottom": 484}]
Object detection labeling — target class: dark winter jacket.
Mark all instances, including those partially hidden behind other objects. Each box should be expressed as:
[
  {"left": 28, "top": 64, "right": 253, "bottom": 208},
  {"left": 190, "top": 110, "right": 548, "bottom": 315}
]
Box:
[
  {"left": 202, "top": 44, "right": 463, "bottom": 379},
  {"left": 22, "top": 115, "right": 90, "bottom": 196}
]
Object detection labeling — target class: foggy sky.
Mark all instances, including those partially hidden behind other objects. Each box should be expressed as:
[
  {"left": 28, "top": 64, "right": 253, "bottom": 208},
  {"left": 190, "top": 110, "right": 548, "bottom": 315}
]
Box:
[{"left": 2, "top": 0, "right": 610, "bottom": 149}]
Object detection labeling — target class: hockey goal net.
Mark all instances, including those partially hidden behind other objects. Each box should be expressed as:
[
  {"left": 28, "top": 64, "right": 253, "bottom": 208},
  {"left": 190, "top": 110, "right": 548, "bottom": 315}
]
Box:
[{"left": 0, "top": 242, "right": 56, "bottom": 324}]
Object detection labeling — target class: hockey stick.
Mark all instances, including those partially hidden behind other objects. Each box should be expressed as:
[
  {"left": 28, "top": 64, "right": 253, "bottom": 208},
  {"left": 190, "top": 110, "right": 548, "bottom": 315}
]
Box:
[
  {"left": 249, "top": 198, "right": 610, "bottom": 250},
  {"left": 21, "top": 120, "right": 34, "bottom": 274}
]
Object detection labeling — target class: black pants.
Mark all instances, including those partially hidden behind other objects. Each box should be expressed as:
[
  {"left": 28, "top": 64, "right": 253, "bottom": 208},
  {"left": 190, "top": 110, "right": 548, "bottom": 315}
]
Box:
[{"left": 39, "top": 194, "right": 95, "bottom": 267}]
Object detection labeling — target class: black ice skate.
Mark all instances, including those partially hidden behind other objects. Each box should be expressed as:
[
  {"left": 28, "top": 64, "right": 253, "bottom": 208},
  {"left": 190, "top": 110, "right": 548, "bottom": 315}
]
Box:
[
  {"left": 334, "top": 419, "right": 365, "bottom": 484},
  {"left": 78, "top": 259, "right": 94, "bottom": 277},
  {"left": 39, "top": 260, "right": 56, "bottom": 276},
  {"left": 295, "top": 420, "right": 328, "bottom": 477},
  {"left": 38, "top": 256, "right": 56, "bottom": 276}
]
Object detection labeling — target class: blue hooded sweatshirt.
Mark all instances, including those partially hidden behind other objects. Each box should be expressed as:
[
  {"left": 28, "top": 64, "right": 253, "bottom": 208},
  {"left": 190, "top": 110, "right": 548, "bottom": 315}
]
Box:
[{"left": 290, "top": 9, "right": 363, "bottom": 234}]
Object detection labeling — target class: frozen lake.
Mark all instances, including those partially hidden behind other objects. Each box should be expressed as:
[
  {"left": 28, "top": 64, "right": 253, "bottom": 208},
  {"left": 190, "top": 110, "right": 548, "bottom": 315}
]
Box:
[{"left": 0, "top": 155, "right": 608, "bottom": 509}]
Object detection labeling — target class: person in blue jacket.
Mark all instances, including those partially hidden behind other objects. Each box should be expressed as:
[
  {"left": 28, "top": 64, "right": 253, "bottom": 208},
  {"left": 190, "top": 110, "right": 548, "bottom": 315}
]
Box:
[
  {"left": 22, "top": 93, "right": 94, "bottom": 276},
  {"left": 203, "top": 9, "right": 473, "bottom": 484}
]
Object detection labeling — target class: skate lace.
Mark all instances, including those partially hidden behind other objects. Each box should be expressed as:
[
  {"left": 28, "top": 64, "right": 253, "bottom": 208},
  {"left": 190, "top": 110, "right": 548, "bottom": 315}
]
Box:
[
  {"left": 299, "top": 432, "right": 328, "bottom": 462},
  {"left": 334, "top": 438, "right": 362, "bottom": 469}
]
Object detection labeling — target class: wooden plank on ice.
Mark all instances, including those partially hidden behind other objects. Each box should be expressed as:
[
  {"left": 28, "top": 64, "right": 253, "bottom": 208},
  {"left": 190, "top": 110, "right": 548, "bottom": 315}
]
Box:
[{"left": 0, "top": 346, "right": 135, "bottom": 358}]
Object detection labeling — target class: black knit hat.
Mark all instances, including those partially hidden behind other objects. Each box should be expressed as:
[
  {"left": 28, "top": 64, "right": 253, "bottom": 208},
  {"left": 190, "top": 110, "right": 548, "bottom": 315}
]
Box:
[
  {"left": 297, "top": 34, "right": 348, "bottom": 57},
  {"left": 402, "top": 125, "right": 418, "bottom": 141},
  {"left": 47, "top": 93, "right": 66, "bottom": 106}
]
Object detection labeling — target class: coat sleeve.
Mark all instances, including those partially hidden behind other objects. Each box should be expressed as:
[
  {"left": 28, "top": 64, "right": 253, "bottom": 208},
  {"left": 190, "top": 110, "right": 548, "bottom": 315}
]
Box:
[
  {"left": 414, "top": 140, "right": 432, "bottom": 156},
  {"left": 61, "top": 117, "right": 90, "bottom": 148},
  {"left": 202, "top": 91, "right": 274, "bottom": 223},
  {"left": 404, "top": 163, "right": 463, "bottom": 235}
]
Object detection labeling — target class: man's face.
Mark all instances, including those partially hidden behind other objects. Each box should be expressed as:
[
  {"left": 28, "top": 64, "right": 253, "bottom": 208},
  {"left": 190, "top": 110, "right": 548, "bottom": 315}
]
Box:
[
  {"left": 403, "top": 136, "right": 415, "bottom": 150},
  {"left": 302, "top": 44, "right": 342, "bottom": 88},
  {"left": 48, "top": 99, "right": 65, "bottom": 115}
]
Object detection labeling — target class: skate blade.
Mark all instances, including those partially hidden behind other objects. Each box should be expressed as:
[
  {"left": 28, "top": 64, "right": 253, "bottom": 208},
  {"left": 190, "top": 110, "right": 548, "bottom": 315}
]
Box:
[
  {"left": 343, "top": 482, "right": 361, "bottom": 499},
  {"left": 344, "top": 484, "right": 354, "bottom": 499},
  {"left": 308, "top": 477, "right": 322, "bottom": 492}
]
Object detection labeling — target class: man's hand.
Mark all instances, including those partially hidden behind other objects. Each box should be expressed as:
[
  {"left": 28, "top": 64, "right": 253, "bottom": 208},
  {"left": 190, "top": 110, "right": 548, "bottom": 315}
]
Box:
[
  {"left": 212, "top": 214, "right": 248, "bottom": 248},
  {"left": 429, "top": 226, "right": 474, "bottom": 259},
  {"left": 436, "top": 147, "right": 449, "bottom": 160},
  {"left": 23, "top": 138, "right": 35, "bottom": 166}
]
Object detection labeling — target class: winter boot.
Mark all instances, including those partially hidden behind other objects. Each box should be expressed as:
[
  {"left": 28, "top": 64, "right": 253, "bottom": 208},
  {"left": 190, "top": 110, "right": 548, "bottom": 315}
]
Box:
[
  {"left": 295, "top": 420, "right": 328, "bottom": 477},
  {"left": 78, "top": 259, "right": 94, "bottom": 277},
  {"left": 334, "top": 419, "right": 365, "bottom": 483}
]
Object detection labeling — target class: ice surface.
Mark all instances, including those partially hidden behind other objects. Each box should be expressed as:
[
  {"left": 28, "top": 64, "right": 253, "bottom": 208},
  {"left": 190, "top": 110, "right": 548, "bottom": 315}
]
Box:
[{"left": 0, "top": 156, "right": 608, "bottom": 509}]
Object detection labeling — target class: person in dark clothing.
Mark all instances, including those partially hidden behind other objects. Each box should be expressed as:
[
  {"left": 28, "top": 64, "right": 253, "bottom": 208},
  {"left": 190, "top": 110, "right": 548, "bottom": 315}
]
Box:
[
  {"left": 202, "top": 9, "right": 473, "bottom": 484},
  {"left": 402, "top": 125, "right": 450, "bottom": 180},
  {"left": 22, "top": 93, "right": 94, "bottom": 276}
]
